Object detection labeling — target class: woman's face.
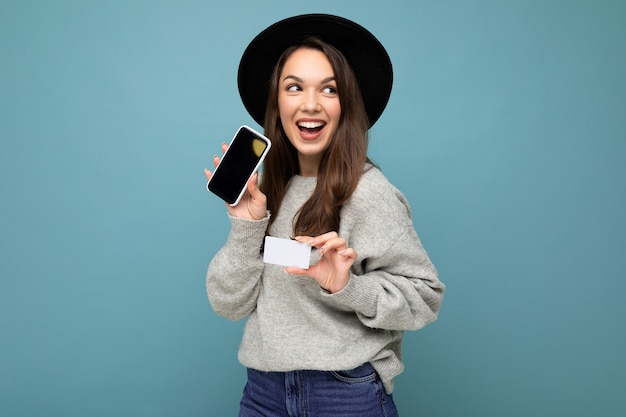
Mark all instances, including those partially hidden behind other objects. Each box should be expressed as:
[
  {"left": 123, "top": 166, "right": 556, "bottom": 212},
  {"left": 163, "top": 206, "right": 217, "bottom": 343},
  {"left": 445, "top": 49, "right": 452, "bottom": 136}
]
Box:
[{"left": 278, "top": 48, "right": 341, "bottom": 176}]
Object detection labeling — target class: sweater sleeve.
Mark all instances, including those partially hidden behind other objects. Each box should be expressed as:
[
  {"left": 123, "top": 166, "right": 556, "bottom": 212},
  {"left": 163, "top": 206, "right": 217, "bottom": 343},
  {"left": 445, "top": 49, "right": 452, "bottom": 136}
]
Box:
[
  {"left": 205, "top": 214, "right": 269, "bottom": 321},
  {"left": 322, "top": 225, "right": 444, "bottom": 331},
  {"left": 321, "top": 169, "right": 445, "bottom": 331}
]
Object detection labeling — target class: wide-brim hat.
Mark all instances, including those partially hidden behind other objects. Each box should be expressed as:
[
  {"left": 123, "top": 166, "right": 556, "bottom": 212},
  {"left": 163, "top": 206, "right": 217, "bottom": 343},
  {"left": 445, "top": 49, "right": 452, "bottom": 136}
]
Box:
[{"left": 237, "top": 13, "right": 393, "bottom": 128}]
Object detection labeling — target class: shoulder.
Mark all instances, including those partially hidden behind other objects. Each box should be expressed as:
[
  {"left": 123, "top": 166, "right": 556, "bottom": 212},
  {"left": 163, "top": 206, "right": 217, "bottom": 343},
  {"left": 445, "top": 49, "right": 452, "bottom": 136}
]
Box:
[
  {"left": 340, "top": 165, "right": 418, "bottom": 260},
  {"left": 347, "top": 165, "right": 413, "bottom": 222}
]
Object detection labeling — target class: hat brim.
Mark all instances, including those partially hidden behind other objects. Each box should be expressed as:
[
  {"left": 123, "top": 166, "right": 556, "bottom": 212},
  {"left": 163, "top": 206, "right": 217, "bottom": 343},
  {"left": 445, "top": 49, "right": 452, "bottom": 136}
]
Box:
[{"left": 237, "top": 14, "right": 393, "bottom": 128}]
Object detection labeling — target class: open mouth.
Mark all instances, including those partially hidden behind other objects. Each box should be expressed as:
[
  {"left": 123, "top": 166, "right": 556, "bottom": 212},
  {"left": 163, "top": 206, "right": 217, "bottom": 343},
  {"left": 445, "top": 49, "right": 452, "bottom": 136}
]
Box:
[{"left": 297, "top": 121, "right": 326, "bottom": 134}]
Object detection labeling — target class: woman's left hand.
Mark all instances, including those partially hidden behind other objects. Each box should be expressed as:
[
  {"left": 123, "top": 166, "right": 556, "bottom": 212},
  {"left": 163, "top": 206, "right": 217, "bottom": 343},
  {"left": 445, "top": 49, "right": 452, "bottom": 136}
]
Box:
[{"left": 285, "top": 232, "right": 358, "bottom": 293}]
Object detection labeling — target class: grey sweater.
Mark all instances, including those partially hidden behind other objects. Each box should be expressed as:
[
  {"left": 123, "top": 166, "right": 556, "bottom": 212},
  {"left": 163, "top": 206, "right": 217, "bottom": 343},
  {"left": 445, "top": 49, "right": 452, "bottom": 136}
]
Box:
[{"left": 206, "top": 166, "right": 445, "bottom": 393}]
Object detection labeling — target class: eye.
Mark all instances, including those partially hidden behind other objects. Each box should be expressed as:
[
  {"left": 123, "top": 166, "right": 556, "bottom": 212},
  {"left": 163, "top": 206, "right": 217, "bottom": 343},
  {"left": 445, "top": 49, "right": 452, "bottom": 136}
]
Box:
[
  {"left": 286, "top": 84, "right": 301, "bottom": 92},
  {"left": 322, "top": 86, "right": 338, "bottom": 95}
]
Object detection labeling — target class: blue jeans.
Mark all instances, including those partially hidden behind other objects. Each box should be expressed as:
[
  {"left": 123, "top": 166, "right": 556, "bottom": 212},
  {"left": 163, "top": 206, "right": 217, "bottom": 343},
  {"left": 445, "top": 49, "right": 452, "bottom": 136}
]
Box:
[{"left": 239, "top": 363, "right": 399, "bottom": 417}]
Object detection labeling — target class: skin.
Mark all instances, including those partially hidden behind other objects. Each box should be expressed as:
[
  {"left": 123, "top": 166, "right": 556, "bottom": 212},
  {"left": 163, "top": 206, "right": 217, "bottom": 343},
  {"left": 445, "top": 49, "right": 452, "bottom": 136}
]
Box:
[
  {"left": 204, "top": 47, "right": 357, "bottom": 293},
  {"left": 277, "top": 48, "right": 342, "bottom": 177}
]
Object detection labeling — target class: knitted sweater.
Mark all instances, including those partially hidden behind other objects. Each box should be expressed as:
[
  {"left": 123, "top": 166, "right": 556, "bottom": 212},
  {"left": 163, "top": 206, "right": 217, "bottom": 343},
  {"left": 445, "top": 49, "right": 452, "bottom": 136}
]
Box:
[{"left": 206, "top": 166, "right": 445, "bottom": 393}]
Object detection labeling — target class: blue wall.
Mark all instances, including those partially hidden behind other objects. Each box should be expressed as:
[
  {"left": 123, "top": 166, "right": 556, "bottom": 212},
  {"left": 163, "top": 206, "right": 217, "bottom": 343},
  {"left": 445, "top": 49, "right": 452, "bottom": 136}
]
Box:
[{"left": 1, "top": 1, "right": 625, "bottom": 416}]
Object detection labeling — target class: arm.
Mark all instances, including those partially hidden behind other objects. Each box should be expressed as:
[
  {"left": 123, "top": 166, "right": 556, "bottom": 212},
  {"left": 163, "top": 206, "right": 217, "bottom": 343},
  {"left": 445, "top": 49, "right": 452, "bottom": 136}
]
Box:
[
  {"left": 288, "top": 225, "right": 443, "bottom": 331},
  {"left": 206, "top": 214, "right": 268, "bottom": 321},
  {"left": 286, "top": 167, "right": 445, "bottom": 331},
  {"left": 204, "top": 147, "right": 269, "bottom": 320},
  {"left": 322, "top": 226, "right": 444, "bottom": 331}
]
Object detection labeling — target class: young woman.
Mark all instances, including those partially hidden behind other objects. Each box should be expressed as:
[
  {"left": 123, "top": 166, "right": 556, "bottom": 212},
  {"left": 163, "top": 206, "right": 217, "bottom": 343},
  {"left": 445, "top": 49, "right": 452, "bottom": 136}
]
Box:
[{"left": 204, "top": 14, "right": 445, "bottom": 417}]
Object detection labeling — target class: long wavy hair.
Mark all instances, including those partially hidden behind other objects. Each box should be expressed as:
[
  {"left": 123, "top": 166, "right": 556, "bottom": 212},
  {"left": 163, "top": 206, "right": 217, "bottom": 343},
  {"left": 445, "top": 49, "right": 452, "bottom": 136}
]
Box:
[{"left": 260, "top": 37, "right": 373, "bottom": 237}]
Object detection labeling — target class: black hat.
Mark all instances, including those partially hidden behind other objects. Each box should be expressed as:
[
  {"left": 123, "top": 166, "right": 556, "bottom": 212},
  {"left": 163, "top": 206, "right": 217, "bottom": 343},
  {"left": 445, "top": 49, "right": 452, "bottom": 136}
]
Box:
[{"left": 237, "top": 14, "right": 393, "bottom": 128}]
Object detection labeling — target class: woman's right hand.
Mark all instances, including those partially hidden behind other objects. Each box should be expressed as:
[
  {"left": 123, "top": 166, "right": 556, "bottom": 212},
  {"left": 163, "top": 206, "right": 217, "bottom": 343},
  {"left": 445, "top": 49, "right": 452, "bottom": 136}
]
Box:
[{"left": 204, "top": 143, "right": 268, "bottom": 221}]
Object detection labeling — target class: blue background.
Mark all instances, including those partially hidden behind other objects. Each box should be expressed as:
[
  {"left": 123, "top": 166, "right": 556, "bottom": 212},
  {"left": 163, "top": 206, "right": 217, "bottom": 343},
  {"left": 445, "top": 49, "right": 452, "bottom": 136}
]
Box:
[{"left": 1, "top": 1, "right": 625, "bottom": 416}]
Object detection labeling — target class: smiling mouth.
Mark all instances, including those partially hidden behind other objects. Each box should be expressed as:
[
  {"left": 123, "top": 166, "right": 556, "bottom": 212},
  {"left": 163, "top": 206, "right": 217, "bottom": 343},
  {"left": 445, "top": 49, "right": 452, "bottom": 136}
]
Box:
[{"left": 297, "top": 121, "right": 326, "bottom": 134}]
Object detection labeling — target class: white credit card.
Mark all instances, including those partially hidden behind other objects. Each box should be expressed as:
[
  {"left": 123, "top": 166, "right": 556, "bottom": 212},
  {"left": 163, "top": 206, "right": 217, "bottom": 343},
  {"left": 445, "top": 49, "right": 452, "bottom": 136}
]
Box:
[{"left": 263, "top": 236, "right": 311, "bottom": 269}]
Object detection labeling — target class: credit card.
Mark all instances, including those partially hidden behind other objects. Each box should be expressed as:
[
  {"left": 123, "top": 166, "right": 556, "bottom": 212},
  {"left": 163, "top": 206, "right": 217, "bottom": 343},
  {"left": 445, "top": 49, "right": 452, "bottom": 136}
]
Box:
[{"left": 263, "top": 236, "right": 311, "bottom": 269}]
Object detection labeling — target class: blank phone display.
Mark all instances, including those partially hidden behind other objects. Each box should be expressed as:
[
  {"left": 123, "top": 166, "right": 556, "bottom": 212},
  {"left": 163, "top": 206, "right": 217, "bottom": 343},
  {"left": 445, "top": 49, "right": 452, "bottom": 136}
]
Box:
[{"left": 208, "top": 127, "right": 270, "bottom": 205}]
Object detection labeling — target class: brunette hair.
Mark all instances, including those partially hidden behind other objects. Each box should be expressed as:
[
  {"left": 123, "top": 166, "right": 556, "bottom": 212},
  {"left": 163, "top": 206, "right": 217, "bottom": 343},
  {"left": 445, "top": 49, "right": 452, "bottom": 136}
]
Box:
[{"left": 260, "top": 37, "right": 373, "bottom": 236}]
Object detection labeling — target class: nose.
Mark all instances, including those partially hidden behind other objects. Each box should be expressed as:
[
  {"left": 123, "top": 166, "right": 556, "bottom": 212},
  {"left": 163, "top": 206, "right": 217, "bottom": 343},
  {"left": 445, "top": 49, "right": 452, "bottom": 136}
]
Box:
[{"left": 300, "top": 91, "right": 321, "bottom": 112}]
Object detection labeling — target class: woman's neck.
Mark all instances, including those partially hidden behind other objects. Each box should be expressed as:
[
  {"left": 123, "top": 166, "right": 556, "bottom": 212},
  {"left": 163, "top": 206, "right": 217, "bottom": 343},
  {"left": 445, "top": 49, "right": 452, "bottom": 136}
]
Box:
[{"left": 297, "top": 155, "right": 321, "bottom": 177}]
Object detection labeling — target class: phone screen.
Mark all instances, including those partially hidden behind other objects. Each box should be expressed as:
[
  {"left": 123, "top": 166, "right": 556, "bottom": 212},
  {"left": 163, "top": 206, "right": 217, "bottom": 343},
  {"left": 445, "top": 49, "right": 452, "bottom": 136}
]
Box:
[{"left": 207, "top": 126, "right": 271, "bottom": 205}]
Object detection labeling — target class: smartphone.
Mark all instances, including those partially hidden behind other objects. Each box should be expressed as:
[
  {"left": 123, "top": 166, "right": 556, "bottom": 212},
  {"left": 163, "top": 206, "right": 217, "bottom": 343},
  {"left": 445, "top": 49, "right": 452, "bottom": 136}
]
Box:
[{"left": 206, "top": 125, "right": 271, "bottom": 206}]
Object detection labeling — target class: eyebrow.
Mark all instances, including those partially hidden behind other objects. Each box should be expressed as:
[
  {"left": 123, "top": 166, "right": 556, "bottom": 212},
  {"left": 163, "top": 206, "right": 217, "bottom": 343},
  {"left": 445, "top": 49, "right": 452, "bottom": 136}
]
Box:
[{"left": 282, "top": 75, "right": 336, "bottom": 84}]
